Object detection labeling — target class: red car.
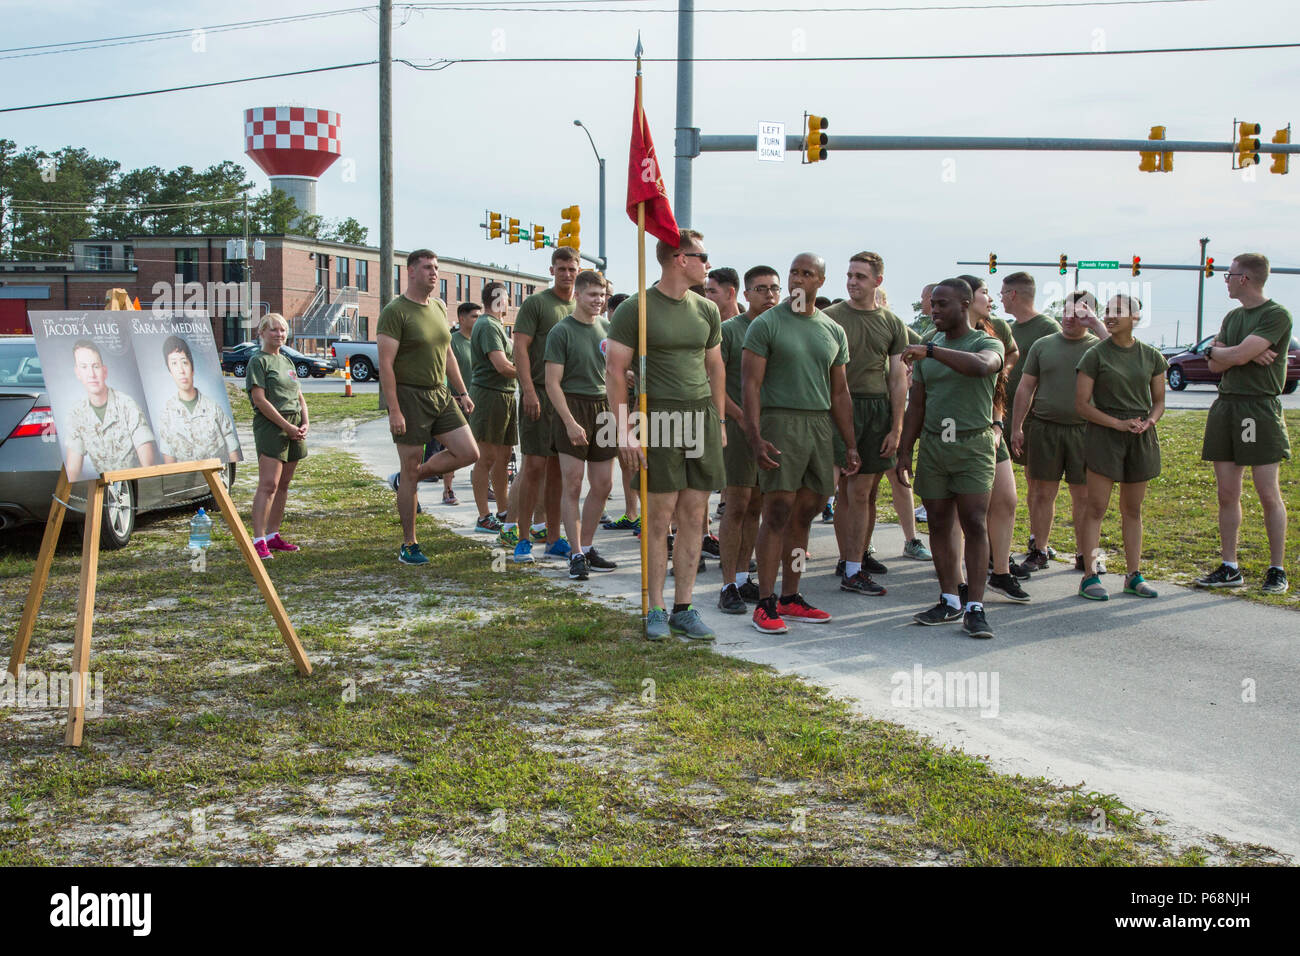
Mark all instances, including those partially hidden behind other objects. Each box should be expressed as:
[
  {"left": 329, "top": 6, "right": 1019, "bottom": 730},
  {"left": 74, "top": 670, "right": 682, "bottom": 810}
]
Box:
[{"left": 1166, "top": 334, "right": 1300, "bottom": 393}]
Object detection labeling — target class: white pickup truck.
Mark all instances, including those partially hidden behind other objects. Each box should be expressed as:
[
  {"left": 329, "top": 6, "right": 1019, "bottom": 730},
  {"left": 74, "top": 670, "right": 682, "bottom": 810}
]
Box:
[{"left": 329, "top": 341, "right": 380, "bottom": 383}]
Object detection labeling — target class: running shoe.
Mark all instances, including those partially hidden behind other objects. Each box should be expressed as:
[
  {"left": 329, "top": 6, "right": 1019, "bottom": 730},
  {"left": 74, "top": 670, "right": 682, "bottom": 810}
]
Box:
[
  {"left": 777, "top": 593, "right": 831, "bottom": 623},
  {"left": 645, "top": 607, "right": 670, "bottom": 641},
  {"left": 718, "top": 584, "right": 747, "bottom": 614},
  {"left": 498, "top": 526, "right": 519, "bottom": 548},
  {"left": 903, "top": 538, "right": 932, "bottom": 560},
  {"left": 963, "top": 606, "right": 994, "bottom": 639},
  {"left": 1123, "top": 571, "right": 1157, "bottom": 598},
  {"left": 1075, "top": 553, "right": 1106, "bottom": 574},
  {"left": 715, "top": 501, "right": 726, "bottom": 519},
  {"left": 701, "top": 534, "right": 721, "bottom": 557},
  {"left": 913, "top": 599, "right": 963, "bottom": 626},
  {"left": 398, "top": 543, "right": 429, "bottom": 565},
  {"left": 604, "top": 514, "right": 640, "bottom": 532},
  {"left": 475, "top": 514, "right": 503, "bottom": 533},
  {"left": 841, "top": 571, "right": 886, "bottom": 596},
  {"left": 668, "top": 606, "right": 716, "bottom": 642},
  {"left": 254, "top": 539, "right": 273, "bottom": 560},
  {"left": 1194, "top": 563, "right": 1245, "bottom": 588},
  {"left": 443, "top": 489, "right": 460, "bottom": 506},
  {"left": 1006, "top": 557, "right": 1033, "bottom": 580},
  {"left": 914, "top": 504, "right": 928, "bottom": 523},
  {"left": 266, "top": 533, "right": 299, "bottom": 553},
  {"left": 737, "top": 578, "right": 761, "bottom": 602},
  {"left": 529, "top": 525, "right": 548, "bottom": 543},
  {"left": 1078, "top": 574, "right": 1108, "bottom": 600},
  {"left": 1023, "top": 547, "right": 1050, "bottom": 571},
  {"left": 568, "top": 552, "right": 590, "bottom": 580},
  {"left": 822, "top": 500, "right": 835, "bottom": 523},
  {"left": 1262, "top": 567, "right": 1290, "bottom": 594},
  {"left": 389, "top": 471, "right": 421, "bottom": 513},
  {"left": 834, "top": 559, "right": 846, "bottom": 578},
  {"left": 497, "top": 510, "right": 508, "bottom": 521},
  {"left": 599, "top": 512, "right": 611, "bottom": 526},
  {"left": 987, "top": 572, "right": 1030, "bottom": 603},
  {"left": 512, "top": 540, "right": 535, "bottom": 564},
  {"left": 487, "top": 489, "right": 496, "bottom": 502},
  {"left": 751, "top": 597, "right": 788, "bottom": 634},
  {"left": 862, "top": 553, "right": 888, "bottom": 575},
  {"left": 585, "top": 547, "right": 617, "bottom": 572},
  {"left": 543, "top": 538, "right": 572, "bottom": 560}
]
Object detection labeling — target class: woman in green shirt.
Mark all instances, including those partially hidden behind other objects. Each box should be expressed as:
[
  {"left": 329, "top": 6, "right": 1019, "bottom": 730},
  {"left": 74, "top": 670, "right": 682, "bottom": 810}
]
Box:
[
  {"left": 1075, "top": 295, "right": 1168, "bottom": 599},
  {"left": 245, "top": 313, "right": 309, "bottom": 560}
]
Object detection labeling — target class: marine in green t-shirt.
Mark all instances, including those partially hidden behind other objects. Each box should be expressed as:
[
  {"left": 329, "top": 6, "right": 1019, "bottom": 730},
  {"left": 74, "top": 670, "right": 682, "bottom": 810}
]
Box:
[
  {"left": 822, "top": 301, "right": 909, "bottom": 396},
  {"left": 376, "top": 294, "right": 451, "bottom": 389},
  {"left": 913, "top": 327, "right": 1005, "bottom": 433},
  {"left": 720, "top": 312, "right": 756, "bottom": 408},
  {"left": 1076, "top": 337, "right": 1168, "bottom": 414},
  {"left": 742, "top": 301, "right": 850, "bottom": 411},
  {"left": 470, "top": 312, "right": 515, "bottom": 393},
  {"left": 514, "top": 287, "right": 575, "bottom": 390},
  {"left": 608, "top": 286, "right": 722, "bottom": 405},
  {"left": 1021, "top": 331, "right": 1098, "bottom": 426},
  {"left": 448, "top": 308, "right": 476, "bottom": 389},
  {"left": 1214, "top": 300, "right": 1293, "bottom": 397},
  {"left": 1007, "top": 313, "right": 1061, "bottom": 411},
  {"left": 545, "top": 314, "right": 609, "bottom": 398}
]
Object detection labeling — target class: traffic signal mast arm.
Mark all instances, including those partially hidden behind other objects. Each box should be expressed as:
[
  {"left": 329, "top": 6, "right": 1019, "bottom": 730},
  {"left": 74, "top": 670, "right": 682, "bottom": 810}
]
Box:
[
  {"left": 956, "top": 257, "right": 1300, "bottom": 276},
  {"left": 698, "top": 133, "right": 1300, "bottom": 156}
]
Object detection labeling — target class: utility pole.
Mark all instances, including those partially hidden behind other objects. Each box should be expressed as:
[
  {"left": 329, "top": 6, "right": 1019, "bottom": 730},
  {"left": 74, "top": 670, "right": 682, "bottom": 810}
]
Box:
[
  {"left": 674, "top": 0, "right": 697, "bottom": 227},
  {"left": 379, "top": 0, "right": 394, "bottom": 310},
  {"left": 243, "top": 191, "right": 252, "bottom": 336},
  {"left": 573, "top": 119, "right": 608, "bottom": 271},
  {"left": 1195, "top": 236, "right": 1209, "bottom": 344}
]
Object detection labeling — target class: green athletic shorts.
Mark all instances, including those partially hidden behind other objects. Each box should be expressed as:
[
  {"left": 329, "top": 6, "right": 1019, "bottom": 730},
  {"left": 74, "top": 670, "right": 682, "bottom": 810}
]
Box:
[
  {"left": 393, "top": 383, "right": 465, "bottom": 447},
  {"left": 756, "top": 408, "right": 836, "bottom": 497},
  {"left": 518, "top": 389, "right": 556, "bottom": 458},
  {"left": 1201, "top": 395, "right": 1291, "bottom": 466},
  {"left": 833, "top": 393, "right": 897, "bottom": 474},
  {"left": 724, "top": 418, "right": 758, "bottom": 488},
  {"left": 468, "top": 386, "right": 517, "bottom": 448},
  {"left": 252, "top": 409, "right": 308, "bottom": 463},
  {"left": 552, "top": 393, "right": 617, "bottom": 462},
  {"left": 638, "top": 398, "right": 725, "bottom": 494},
  {"left": 1084, "top": 410, "right": 1161, "bottom": 483},
  {"left": 914, "top": 427, "right": 997, "bottom": 500},
  {"left": 995, "top": 422, "right": 1011, "bottom": 464},
  {"left": 1025, "top": 417, "right": 1087, "bottom": 485}
]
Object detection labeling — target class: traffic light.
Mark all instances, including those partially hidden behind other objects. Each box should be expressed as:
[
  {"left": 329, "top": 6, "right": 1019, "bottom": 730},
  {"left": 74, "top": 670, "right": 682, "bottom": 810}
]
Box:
[
  {"left": 1059, "top": 254, "right": 1068, "bottom": 275},
  {"left": 1237, "top": 121, "right": 1261, "bottom": 168},
  {"left": 507, "top": 217, "right": 521, "bottom": 244},
  {"left": 531, "top": 224, "right": 546, "bottom": 250},
  {"left": 804, "top": 113, "right": 828, "bottom": 163},
  {"left": 1131, "top": 255, "right": 1141, "bottom": 277},
  {"left": 557, "top": 205, "right": 581, "bottom": 249},
  {"left": 488, "top": 211, "right": 502, "bottom": 240},
  {"left": 988, "top": 252, "right": 998, "bottom": 274},
  {"left": 1205, "top": 256, "right": 1215, "bottom": 278},
  {"left": 1139, "top": 126, "right": 1165, "bottom": 173},
  {"left": 1270, "top": 126, "right": 1290, "bottom": 175}
]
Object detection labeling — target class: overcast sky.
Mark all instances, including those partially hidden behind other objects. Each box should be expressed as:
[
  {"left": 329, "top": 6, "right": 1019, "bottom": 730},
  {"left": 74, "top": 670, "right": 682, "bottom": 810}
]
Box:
[{"left": 5, "top": 0, "right": 1299, "bottom": 345}]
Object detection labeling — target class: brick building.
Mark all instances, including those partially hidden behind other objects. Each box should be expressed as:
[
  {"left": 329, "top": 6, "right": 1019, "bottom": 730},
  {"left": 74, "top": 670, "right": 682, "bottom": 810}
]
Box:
[{"left": 0, "top": 235, "right": 550, "bottom": 353}]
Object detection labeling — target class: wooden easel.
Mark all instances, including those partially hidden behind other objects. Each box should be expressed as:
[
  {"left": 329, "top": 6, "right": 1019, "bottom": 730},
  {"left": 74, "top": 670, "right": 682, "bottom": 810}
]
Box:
[{"left": 7, "top": 459, "right": 312, "bottom": 747}]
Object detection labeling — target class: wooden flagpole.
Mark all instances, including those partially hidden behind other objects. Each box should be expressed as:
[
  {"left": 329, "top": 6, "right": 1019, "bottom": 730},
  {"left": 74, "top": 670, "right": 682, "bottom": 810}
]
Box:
[{"left": 637, "top": 201, "right": 649, "bottom": 620}]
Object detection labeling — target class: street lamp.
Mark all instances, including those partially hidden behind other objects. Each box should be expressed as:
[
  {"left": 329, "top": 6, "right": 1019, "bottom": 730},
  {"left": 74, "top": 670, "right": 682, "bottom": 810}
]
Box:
[{"left": 573, "top": 119, "right": 607, "bottom": 272}]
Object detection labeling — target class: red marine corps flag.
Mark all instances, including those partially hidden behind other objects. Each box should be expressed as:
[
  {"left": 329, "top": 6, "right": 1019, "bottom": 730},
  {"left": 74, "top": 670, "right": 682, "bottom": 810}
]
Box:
[{"left": 626, "top": 39, "right": 680, "bottom": 246}]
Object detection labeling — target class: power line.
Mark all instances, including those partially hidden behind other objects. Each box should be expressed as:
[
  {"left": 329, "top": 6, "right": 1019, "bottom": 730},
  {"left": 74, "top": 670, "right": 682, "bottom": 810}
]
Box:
[
  {"left": 401, "top": 0, "right": 1205, "bottom": 10},
  {"left": 7, "top": 198, "right": 246, "bottom": 212}
]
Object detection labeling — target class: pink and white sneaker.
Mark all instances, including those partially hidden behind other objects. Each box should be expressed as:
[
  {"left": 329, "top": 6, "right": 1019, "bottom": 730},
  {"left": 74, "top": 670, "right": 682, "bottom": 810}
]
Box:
[
  {"left": 254, "top": 539, "right": 273, "bottom": 560},
  {"left": 267, "top": 533, "right": 299, "bottom": 552}
]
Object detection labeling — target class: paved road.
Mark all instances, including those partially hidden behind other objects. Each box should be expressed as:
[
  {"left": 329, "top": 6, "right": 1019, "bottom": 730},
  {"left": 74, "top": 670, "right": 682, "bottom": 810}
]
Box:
[
  {"left": 327, "top": 418, "right": 1299, "bottom": 858},
  {"left": 1165, "top": 383, "right": 1300, "bottom": 410}
]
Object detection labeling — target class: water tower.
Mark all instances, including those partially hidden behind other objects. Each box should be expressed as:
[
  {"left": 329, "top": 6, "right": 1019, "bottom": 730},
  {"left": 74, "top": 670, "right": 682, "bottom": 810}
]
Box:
[{"left": 244, "top": 107, "right": 342, "bottom": 219}]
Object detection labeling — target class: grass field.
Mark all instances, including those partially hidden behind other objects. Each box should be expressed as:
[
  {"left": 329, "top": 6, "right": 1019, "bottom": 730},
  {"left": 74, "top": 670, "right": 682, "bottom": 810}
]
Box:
[
  {"left": 226, "top": 380, "right": 384, "bottom": 428},
  {"left": 0, "top": 448, "right": 1282, "bottom": 866}
]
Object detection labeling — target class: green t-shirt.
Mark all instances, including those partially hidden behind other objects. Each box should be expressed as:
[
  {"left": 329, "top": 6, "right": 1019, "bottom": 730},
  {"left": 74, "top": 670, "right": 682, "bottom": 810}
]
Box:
[
  {"left": 1021, "top": 331, "right": 1098, "bottom": 425},
  {"left": 906, "top": 326, "right": 923, "bottom": 345},
  {"left": 1076, "top": 338, "right": 1168, "bottom": 413},
  {"left": 448, "top": 330, "right": 473, "bottom": 389},
  {"left": 544, "top": 314, "right": 608, "bottom": 399},
  {"left": 1007, "top": 313, "right": 1061, "bottom": 411},
  {"left": 1216, "top": 300, "right": 1294, "bottom": 397},
  {"left": 514, "top": 288, "right": 575, "bottom": 389},
  {"left": 470, "top": 314, "right": 515, "bottom": 393},
  {"left": 741, "top": 302, "right": 849, "bottom": 411},
  {"left": 609, "top": 287, "right": 722, "bottom": 405},
  {"left": 376, "top": 295, "right": 451, "bottom": 389},
  {"left": 245, "top": 350, "right": 301, "bottom": 415},
  {"left": 720, "top": 312, "right": 756, "bottom": 406},
  {"left": 913, "top": 327, "right": 1004, "bottom": 433},
  {"left": 822, "top": 301, "right": 908, "bottom": 396}
]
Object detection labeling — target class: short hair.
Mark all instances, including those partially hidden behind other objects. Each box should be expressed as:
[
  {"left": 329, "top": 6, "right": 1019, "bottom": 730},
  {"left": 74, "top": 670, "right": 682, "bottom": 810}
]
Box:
[
  {"left": 72, "top": 339, "right": 103, "bottom": 362},
  {"left": 707, "top": 267, "right": 739, "bottom": 291},
  {"left": 482, "top": 281, "right": 506, "bottom": 311},
  {"left": 406, "top": 249, "right": 437, "bottom": 268},
  {"left": 607, "top": 293, "right": 629, "bottom": 313},
  {"left": 575, "top": 269, "right": 605, "bottom": 291},
  {"left": 456, "top": 302, "right": 481, "bottom": 320},
  {"left": 688, "top": 284, "right": 707, "bottom": 297},
  {"left": 936, "top": 278, "right": 973, "bottom": 300},
  {"left": 1233, "top": 253, "right": 1270, "bottom": 286},
  {"left": 1108, "top": 294, "right": 1142, "bottom": 318},
  {"left": 957, "top": 274, "right": 987, "bottom": 294},
  {"left": 744, "top": 265, "right": 779, "bottom": 287},
  {"left": 878, "top": 289, "right": 889, "bottom": 308},
  {"left": 1065, "top": 290, "right": 1098, "bottom": 311},
  {"left": 551, "top": 247, "right": 580, "bottom": 265},
  {"left": 1002, "top": 272, "right": 1035, "bottom": 297},
  {"left": 162, "top": 334, "right": 191, "bottom": 365},
  {"left": 656, "top": 228, "right": 703, "bottom": 265},
  {"left": 793, "top": 252, "right": 827, "bottom": 278},
  {"left": 849, "top": 251, "right": 884, "bottom": 276},
  {"left": 258, "top": 313, "right": 289, "bottom": 334},
  {"left": 814, "top": 296, "right": 832, "bottom": 310}
]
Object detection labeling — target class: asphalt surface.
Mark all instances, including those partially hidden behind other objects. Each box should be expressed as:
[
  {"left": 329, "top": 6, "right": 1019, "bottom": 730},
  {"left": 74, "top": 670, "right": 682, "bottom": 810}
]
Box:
[{"left": 324, "top": 417, "right": 1299, "bottom": 858}]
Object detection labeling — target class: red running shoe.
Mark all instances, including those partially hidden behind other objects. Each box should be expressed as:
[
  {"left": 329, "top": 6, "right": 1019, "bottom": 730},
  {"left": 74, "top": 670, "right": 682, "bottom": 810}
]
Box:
[
  {"left": 751, "top": 597, "right": 788, "bottom": 634},
  {"left": 777, "top": 593, "right": 831, "bottom": 623},
  {"left": 267, "top": 533, "right": 299, "bottom": 553}
]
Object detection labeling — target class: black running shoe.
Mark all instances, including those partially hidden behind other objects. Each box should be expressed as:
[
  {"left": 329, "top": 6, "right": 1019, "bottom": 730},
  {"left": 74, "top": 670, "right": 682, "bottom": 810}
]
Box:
[
  {"left": 701, "top": 534, "right": 721, "bottom": 557},
  {"left": 987, "top": 571, "right": 1031, "bottom": 603},
  {"left": 717, "top": 583, "right": 747, "bottom": 614},
  {"left": 1262, "top": 567, "right": 1289, "bottom": 594},
  {"left": 585, "top": 547, "right": 617, "bottom": 572},
  {"left": 737, "top": 578, "right": 761, "bottom": 602},
  {"left": 963, "top": 606, "right": 993, "bottom": 639},
  {"left": 913, "top": 599, "right": 963, "bottom": 626},
  {"left": 1008, "top": 557, "right": 1033, "bottom": 579},
  {"left": 1194, "top": 562, "right": 1245, "bottom": 588},
  {"left": 834, "top": 559, "right": 846, "bottom": 578},
  {"left": 749, "top": 558, "right": 758, "bottom": 573},
  {"left": 1023, "top": 547, "right": 1049, "bottom": 571},
  {"left": 841, "top": 571, "right": 886, "bottom": 595},
  {"left": 959, "top": 582, "right": 969, "bottom": 605},
  {"left": 568, "top": 552, "right": 590, "bottom": 580},
  {"left": 862, "top": 553, "right": 888, "bottom": 575}
]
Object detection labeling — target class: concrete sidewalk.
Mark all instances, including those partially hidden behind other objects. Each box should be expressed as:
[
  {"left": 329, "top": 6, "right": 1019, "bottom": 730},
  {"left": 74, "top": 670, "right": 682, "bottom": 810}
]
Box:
[{"left": 329, "top": 417, "right": 1299, "bottom": 858}]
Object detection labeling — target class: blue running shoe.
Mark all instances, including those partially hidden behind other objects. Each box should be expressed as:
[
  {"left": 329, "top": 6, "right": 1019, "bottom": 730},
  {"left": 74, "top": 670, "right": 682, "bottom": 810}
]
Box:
[
  {"left": 513, "top": 540, "right": 535, "bottom": 563},
  {"left": 543, "top": 538, "right": 572, "bottom": 560}
]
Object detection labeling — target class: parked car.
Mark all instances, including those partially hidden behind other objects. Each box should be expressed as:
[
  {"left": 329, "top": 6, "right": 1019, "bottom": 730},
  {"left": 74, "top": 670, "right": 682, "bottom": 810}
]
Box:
[
  {"left": 223, "top": 344, "right": 335, "bottom": 379},
  {"left": 1166, "top": 335, "right": 1300, "bottom": 393},
  {"left": 329, "top": 340, "right": 380, "bottom": 383},
  {"left": 0, "top": 336, "right": 236, "bottom": 549}
]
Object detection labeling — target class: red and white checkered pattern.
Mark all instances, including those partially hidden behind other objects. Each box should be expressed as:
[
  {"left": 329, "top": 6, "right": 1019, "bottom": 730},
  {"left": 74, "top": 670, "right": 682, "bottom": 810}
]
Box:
[{"left": 244, "top": 107, "right": 342, "bottom": 154}]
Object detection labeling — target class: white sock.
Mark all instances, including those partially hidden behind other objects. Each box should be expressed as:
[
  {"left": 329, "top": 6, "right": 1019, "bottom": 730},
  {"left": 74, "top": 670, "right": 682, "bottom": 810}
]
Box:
[
  {"left": 845, "top": 561, "right": 862, "bottom": 578},
  {"left": 941, "top": 592, "right": 961, "bottom": 610},
  {"left": 1224, "top": 561, "right": 1239, "bottom": 570},
  {"left": 582, "top": 545, "right": 593, "bottom": 554},
  {"left": 735, "top": 572, "right": 748, "bottom": 586},
  {"left": 254, "top": 536, "right": 266, "bottom": 545},
  {"left": 268, "top": 530, "right": 279, "bottom": 538},
  {"left": 965, "top": 601, "right": 983, "bottom": 613}
]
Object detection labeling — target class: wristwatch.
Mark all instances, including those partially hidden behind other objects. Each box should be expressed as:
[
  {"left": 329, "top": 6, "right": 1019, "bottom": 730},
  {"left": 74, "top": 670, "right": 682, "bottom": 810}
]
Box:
[
  {"left": 1205, "top": 346, "right": 1215, "bottom": 360},
  {"left": 926, "top": 342, "right": 935, "bottom": 358},
  {"left": 719, "top": 418, "right": 727, "bottom": 425}
]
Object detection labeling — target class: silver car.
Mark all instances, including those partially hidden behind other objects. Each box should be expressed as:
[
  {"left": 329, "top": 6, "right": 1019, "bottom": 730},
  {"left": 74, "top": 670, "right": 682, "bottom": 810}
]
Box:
[{"left": 0, "top": 336, "right": 236, "bottom": 549}]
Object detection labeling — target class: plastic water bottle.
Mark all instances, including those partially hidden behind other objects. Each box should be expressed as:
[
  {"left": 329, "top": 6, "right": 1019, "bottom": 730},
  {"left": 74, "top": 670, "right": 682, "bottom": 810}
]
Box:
[{"left": 189, "top": 508, "right": 212, "bottom": 550}]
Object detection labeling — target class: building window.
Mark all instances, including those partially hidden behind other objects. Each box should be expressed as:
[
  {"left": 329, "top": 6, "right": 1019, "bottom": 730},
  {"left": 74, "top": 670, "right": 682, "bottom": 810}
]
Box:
[
  {"left": 358, "top": 316, "right": 369, "bottom": 340},
  {"left": 221, "top": 254, "right": 244, "bottom": 283},
  {"left": 222, "top": 315, "right": 248, "bottom": 347},
  {"left": 439, "top": 279, "right": 448, "bottom": 303},
  {"left": 465, "top": 275, "right": 476, "bottom": 302},
  {"left": 526, "top": 284, "right": 535, "bottom": 296},
  {"left": 175, "top": 248, "right": 200, "bottom": 283},
  {"left": 337, "top": 256, "right": 350, "bottom": 288},
  {"left": 85, "top": 245, "right": 113, "bottom": 271},
  {"left": 393, "top": 265, "right": 401, "bottom": 295},
  {"left": 124, "top": 246, "right": 135, "bottom": 271},
  {"left": 356, "top": 259, "right": 369, "bottom": 292},
  {"left": 316, "top": 254, "right": 329, "bottom": 290},
  {"left": 514, "top": 282, "right": 522, "bottom": 305}
]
